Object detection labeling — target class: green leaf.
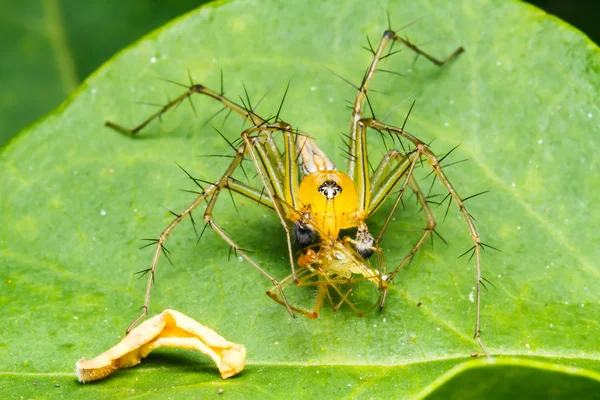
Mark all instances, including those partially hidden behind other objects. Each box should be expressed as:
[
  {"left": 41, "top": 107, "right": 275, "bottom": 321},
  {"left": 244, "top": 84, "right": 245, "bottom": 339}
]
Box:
[
  {"left": 0, "top": 0, "right": 208, "bottom": 146},
  {"left": 1, "top": 0, "right": 599, "bottom": 398}
]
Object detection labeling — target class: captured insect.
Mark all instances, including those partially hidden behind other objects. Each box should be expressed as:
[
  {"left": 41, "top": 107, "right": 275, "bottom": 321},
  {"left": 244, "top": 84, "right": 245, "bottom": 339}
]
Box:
[{"left": 107, "top": 24, "right": 491, "bottom": 357}]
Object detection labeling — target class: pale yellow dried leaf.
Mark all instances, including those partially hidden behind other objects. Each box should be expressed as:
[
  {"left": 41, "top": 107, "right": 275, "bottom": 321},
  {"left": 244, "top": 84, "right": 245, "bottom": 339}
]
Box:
[{"left": 76, "top": 309, "right": 246, "bottom": 382}]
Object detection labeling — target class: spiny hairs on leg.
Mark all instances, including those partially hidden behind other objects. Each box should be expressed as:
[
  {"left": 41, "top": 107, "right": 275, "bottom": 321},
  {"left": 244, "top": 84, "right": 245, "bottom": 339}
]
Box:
[{"left": 105, "top": 71, "right": 274, "bottom": 136}]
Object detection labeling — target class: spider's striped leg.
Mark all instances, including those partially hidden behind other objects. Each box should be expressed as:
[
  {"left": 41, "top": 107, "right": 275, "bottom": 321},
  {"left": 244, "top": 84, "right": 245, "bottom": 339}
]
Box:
[
  {"left": 366, "top": 146, "right": 431, "bottom": 283},
  {"left": 241, "top": 122, "right": 302, "bottom": 285},
  {"left": 346, "top": 29, "right": 463, "bottom": 194},
  {"left": 364, "top": 118, "right": 489, "bottom": 358},
  {"left": 367, "top": 149, "right": 436, "bottom": 279},
  {"left": 106, "top": 84, "right": 267, "bottom": 135}
]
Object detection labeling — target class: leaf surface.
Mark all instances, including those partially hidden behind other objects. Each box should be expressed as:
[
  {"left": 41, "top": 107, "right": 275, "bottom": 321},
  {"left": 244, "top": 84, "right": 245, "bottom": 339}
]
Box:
[{"left": 1, "top": 0, "right": 599, "bottom": 398}]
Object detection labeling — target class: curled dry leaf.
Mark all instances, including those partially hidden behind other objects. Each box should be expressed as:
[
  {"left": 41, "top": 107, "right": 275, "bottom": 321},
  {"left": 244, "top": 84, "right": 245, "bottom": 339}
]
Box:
[{"left": 75, "top": 309, "right": 246, "bottom": 382}]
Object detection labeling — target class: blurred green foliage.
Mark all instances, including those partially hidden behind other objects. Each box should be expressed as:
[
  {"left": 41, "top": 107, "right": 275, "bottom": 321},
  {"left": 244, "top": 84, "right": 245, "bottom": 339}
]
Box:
[{"left": 0, "top": 0, "right": 208, "bottom": 146}]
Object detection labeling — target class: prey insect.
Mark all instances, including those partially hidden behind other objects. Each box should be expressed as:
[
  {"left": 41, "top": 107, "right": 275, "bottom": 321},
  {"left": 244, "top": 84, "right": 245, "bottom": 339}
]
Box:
[{"left": 107, "top": 27, "right": 491, "bottom": 356}]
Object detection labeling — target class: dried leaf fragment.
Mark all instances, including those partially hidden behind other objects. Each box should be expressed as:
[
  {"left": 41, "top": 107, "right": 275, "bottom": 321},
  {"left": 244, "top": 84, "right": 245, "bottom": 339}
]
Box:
[{"left": 76, "top": 309, "right": 245, "bottom": 382}]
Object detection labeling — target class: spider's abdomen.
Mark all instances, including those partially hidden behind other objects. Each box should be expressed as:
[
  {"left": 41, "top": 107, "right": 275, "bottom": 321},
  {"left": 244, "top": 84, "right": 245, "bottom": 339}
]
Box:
[{"left": 298, "top": 170, "right": 359, "bottom": 238}]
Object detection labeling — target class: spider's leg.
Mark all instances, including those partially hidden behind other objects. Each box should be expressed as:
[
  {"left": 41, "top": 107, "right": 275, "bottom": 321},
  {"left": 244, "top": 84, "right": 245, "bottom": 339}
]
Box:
[
  {"left": 106, "top": 84, "right": 267, "bottom": 135},
  {"left": 347, "top": 30, "right": 463, "bottom": 211},
  {"left": 323, "top": 276, "right": 380, "bottom": 317},
  {"left": 292, "top": 262, "right": 384, "bottom": 317},
  {"left": 326, "top": 282, "right": 383, "bottom": 317},
  {"left": 298, "top": 272, "right": 366, "bottom": 317},
  {"left": 372, "top": 149, "right": 421, "bottom": 245},
  {"left": 368, "top": 149, "right": 412, "bottom": 216},
  {"left": 241, "top": 123, "right": 301, "bottom": 284},
  {"left": 226, "top": 177, "right": 275, "bottom": 210},
  {"left": 375, "top": 171, "right": 437, "bottom": 309},
  {"left": 367, "top": 149, "right": 435, "bottom": 282},
  {"left": 364, "top": 118, "right": 489, "bottom": 358},
  {"left": 127, "top": 184, "right": 217, "bottom": 333},
  {"left": 329, "top": 285, "right": 355, "bottom": 314},
  {"left": 266, "top": 269, "right": 325, "bottom": 318},
  {"left": 366, "top": 146, "right": 430, "bottom": 294},
  {"left": 383, "top": 177, "right": 436, "bottom": 284},
  {"left": 127, "top": 172, "right": 277, "bottom": 331},
  {"left": 330, "top": 287, "right": 352, "bottom": 311},
  {"left": 106, "top": 82, "right": 288, "bottom": 181},
  {"left": 283, "top": 127, "right": 300, "bottom": 212},
  {"left": 313, "top": 284, "right": 328, "bottom": 317}
]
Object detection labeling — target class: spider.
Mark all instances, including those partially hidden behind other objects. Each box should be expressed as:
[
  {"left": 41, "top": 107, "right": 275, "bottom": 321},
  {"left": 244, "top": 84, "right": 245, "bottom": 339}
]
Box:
[{"left": 107, "top": 27, "right": 490, "bottom": 357}]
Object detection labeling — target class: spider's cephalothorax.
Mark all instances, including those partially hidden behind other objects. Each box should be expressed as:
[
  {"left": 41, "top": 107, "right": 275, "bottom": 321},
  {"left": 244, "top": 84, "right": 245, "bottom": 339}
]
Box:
[
  {"left": 108, "top": 27, "right": 490, "bottom": 357},
  {"left": 291, "top": 136, "right": 377, "bottom": 261},
  {"left": 297, "top": 170, "right": 359, "bottom": 239}
]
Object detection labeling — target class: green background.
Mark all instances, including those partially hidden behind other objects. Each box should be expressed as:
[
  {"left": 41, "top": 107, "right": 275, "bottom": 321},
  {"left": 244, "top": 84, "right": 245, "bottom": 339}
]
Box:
[{"left": 1, "top": 0, "right": 599, "bottom": 398}]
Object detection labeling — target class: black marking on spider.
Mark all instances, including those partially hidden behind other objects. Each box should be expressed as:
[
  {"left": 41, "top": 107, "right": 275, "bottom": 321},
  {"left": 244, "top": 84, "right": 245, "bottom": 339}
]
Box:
[{"left": 318, "top": 180, "right": 343, "bottom": 199}]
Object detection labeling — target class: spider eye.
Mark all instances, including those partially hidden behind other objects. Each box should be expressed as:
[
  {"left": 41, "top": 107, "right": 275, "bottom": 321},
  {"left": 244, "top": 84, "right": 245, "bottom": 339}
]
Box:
[
  {"left": 293, "top": 220, "right": 317, "bottom": 248},
  {"left": 318, "top": 180, "right": 343, "bottom": 200}
]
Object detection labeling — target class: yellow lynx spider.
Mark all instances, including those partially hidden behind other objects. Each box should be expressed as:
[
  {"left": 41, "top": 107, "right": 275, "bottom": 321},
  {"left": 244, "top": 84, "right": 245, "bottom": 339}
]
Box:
[{"left": 107, "top": 26, "right": 492, "bottom": 357}]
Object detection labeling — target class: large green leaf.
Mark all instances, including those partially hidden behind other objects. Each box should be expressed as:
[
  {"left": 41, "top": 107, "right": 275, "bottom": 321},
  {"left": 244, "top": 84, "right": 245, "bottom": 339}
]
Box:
[{"left": 1, "top": 0, "right": 599, "bottom": 398}]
